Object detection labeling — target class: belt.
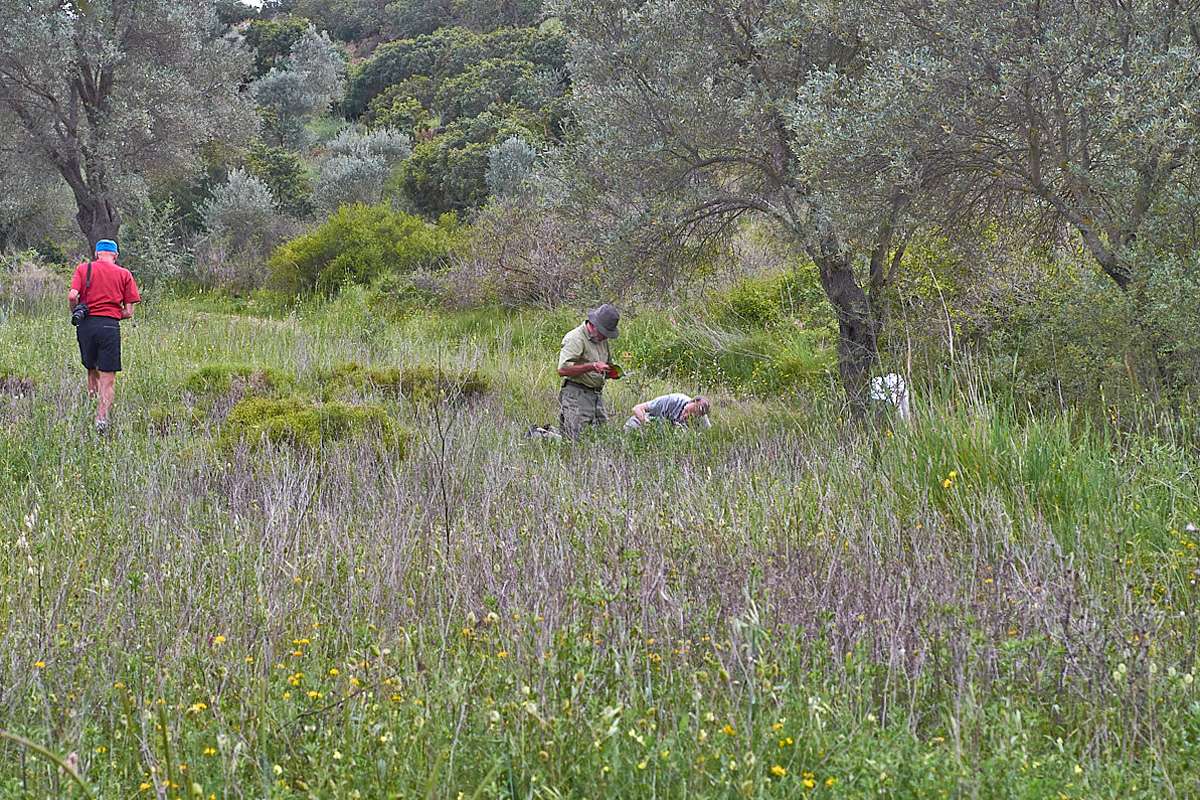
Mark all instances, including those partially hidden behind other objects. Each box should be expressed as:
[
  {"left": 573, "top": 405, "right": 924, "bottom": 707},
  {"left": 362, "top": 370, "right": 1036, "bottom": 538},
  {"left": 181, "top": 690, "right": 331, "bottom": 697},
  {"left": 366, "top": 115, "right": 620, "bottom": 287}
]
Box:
[{"left": 562, "top": 380, "right": 602, "bottom": 392}]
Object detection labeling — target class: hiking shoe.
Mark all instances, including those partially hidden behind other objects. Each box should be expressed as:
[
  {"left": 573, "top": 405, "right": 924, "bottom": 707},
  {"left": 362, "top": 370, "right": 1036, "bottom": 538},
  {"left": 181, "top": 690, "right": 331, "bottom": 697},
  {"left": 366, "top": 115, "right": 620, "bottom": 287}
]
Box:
[{"left": 94, "top": 418, "right": 110, "bottom": 434}]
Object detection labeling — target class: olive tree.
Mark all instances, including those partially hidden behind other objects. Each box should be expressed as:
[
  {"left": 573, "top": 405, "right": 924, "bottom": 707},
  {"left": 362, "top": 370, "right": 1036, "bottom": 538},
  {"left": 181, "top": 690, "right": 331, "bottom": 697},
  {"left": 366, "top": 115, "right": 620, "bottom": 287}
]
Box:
[
  {"left": 558, "top": 0, "right": 935, "bottom": 406},
  {"left": 253, "top": 25, "right": 346, "bottom": 149},
  {"left": 0, "top": 0, "right": 254, "bottom": 250},
  {"left": 884, "top": 0, "right": 1200, "bottom": 389}
]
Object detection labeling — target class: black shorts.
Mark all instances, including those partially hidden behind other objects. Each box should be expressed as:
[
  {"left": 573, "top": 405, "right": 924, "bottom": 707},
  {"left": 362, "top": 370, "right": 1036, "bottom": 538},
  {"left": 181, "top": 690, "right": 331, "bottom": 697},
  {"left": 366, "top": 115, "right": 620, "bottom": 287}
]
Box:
[{"left": 76, "top": 315, "right": 122, "bottom": 372}]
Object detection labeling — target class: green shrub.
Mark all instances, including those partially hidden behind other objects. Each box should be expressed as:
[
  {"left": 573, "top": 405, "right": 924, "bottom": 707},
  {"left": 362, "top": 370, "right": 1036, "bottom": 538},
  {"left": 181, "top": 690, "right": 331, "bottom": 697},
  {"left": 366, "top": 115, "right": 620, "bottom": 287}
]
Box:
[
  {"left": 707, "top": 264, "right": 832, "bottom": 330},
  {"left": 320, "top": 361, "right": 490, "bottom": 403},
  {"left": 221, "top": 396, "right": 405, "bottom": 451},
  {"left": 268, "top": 204, "right": 461, "bottom": 295},
  {"left": 621, "top": 313, "right": 836, "bottom": 396},
  {"left": 244, "top": 141, "right": 314, "bottom": 217},
  {"left": 400, "top": 111, "right": 540, "bottom": 214},
  {"left": 184, "top": 363, "right": 291, "bottom": 397}
]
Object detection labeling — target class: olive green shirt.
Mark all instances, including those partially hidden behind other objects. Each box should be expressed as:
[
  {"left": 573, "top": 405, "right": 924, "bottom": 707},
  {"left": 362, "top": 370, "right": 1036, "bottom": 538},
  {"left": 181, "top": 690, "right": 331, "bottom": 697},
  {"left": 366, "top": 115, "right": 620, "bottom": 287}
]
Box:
[{"left": 558, "top": 322, "right": 611, "bottom": 390}]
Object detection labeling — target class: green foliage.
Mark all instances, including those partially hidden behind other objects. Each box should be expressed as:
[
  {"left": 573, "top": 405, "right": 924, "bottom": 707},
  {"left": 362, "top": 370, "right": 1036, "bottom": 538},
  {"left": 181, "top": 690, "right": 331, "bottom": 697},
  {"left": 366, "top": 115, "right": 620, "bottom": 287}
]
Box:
[
  {"left": 244, "top": 141, "right": 315, "bottom": 217},
  {"left": 343, "top": 26, "right": 566, "bottom": 119},
  {"left": 621, "top": 312, "right": 836, "bottom": 396},
  {"left": 285, "top": 0, "right": 389, "bottom": 42},
  {"left": 244, "top": 15, "right": 311, "bottom": 77},
  {"left": 320, "top": 361, "right": 490, "bottom": 403},
  {"left": 222, "top": 395, "right": 405, "bottom": 450},
  {"left": 119, "top": 198, "right": 191, "bottom": 285},
  {"left": 268, "top": 203, "right": 461, "bottom": 294},
  {"left": 364, "top": 93, "right": 433, "bottom": 135},
  {"left": 1137, "top": 252, "right": 1200, "bottom": 394},
  {"left": 0, "top": 0, "right": 254, "bottom": 246},
  {"left": 708, "top": 264, "right": 833, "bottom": 331},
  {"left": 401, "top": 112, "right": 539, "bottom": 214},
  {"left": 434, "top": 57, "right": 544, "bottom": 123},
  {"left": 183, "top": 363, "right": 292, "bottom": 397},
  {"left": 253, "top": 25, "right": 346, "bottom": 149},
  {"left": 387, "top": 0, "right": 545, "bottom": 40}
]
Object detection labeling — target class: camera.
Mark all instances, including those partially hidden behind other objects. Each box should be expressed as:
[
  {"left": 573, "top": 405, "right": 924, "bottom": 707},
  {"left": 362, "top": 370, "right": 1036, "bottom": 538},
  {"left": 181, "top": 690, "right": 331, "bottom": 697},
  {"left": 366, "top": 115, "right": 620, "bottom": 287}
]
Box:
[{"left": 70, "top": 301, "right": 89, "bottom": 326}]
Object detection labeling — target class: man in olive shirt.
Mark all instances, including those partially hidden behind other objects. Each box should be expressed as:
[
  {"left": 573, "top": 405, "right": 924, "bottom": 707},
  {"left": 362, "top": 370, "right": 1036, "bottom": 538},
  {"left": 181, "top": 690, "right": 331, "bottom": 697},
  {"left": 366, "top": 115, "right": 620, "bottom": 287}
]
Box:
[{"left": 556, "top": 303, "right": 619, "bottom": 439}]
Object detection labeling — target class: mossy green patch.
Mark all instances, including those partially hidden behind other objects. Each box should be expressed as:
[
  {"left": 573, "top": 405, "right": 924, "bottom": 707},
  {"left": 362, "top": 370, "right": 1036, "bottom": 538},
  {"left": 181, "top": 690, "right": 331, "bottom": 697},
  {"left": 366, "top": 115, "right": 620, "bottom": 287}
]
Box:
[
  {"left": 319, "top": 362, "right": 489, "bottom": 404},
  {"left": 183, "top": 363, "right": 292, "bottom": 397},
  {"left": 221, "top": 395, "right": 406, "bottom": 452}
]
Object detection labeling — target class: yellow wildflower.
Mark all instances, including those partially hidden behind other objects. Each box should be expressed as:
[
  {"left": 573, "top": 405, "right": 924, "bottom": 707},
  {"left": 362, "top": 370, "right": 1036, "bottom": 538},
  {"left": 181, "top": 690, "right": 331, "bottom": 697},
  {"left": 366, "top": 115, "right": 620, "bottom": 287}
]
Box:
[
  {"left": 770, "top": 765, "right": 787, "bottom": 778},
  {"left": 212, "top": 635, "right": 226, "bottom": 646},
  {"left": 34, "top": 661, "right": 45, "bottom": 669}
]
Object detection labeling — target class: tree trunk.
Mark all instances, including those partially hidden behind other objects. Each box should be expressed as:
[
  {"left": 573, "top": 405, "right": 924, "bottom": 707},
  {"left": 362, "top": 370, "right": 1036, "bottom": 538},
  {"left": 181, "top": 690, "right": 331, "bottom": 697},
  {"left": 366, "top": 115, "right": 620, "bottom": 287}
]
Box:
[
  {"left": 806, "top": 241, "right": 879, "bottom": 414},
  {"left": 74, "top": 193, "right": 121, "bottom": 251}
]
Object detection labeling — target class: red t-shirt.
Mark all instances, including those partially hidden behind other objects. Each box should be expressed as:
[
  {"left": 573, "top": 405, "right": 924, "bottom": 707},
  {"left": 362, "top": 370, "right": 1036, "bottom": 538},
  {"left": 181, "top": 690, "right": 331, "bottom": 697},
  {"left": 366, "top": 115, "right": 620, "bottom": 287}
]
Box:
[{"left": 71, "top": 260, "right": 141, "bottom": 320}]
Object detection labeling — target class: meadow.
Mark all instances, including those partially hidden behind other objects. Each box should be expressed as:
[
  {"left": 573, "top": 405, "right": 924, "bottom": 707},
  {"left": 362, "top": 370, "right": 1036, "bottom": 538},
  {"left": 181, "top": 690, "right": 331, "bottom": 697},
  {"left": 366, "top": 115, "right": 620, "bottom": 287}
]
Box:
[{"left": 1, "top": 289, "right": 1198, "bottom": 799}]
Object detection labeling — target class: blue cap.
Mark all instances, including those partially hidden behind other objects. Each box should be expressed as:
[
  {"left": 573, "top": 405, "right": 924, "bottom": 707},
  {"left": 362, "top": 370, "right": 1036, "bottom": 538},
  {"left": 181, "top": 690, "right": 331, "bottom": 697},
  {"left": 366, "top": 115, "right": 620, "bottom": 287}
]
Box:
[{"left": 95, "top": 239, "right": 118, "bottom": 253}]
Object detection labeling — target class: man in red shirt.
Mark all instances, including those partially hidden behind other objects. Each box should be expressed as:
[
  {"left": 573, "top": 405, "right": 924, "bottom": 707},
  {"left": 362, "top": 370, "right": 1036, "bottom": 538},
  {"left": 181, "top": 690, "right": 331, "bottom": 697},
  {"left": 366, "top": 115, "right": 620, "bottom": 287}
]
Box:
[{"left": 68, "top": 239, "right": 141, "bottom": 433}]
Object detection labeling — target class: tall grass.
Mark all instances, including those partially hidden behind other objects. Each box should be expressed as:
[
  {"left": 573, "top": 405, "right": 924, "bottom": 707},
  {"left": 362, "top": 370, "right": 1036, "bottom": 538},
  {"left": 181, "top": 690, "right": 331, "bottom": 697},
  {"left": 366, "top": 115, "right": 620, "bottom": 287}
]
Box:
[{"left": 1, "top": 296, "right": 1198, "bottom": 798}]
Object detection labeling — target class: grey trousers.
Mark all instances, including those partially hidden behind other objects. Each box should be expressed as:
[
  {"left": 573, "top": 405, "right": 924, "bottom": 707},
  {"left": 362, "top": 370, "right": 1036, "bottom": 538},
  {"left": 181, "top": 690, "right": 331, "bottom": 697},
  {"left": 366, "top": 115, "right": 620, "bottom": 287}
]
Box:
[{"left": 558, "top": 381, "right": 607, "bottom": 439}]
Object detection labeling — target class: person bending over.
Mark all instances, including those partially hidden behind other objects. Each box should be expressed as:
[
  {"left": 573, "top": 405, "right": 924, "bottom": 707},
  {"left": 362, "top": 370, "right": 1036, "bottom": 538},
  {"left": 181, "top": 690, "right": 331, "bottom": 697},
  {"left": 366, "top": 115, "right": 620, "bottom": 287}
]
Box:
[{"left": 624, "top": 394, "right": 711, "bottom": 431}]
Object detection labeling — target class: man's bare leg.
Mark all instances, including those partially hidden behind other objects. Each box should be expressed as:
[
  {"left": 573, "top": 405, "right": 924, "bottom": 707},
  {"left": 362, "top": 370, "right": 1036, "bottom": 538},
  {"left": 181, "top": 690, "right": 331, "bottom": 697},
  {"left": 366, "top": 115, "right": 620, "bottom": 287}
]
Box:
[
  {"left": 96, "top": 371, "right": 116, "bottom": 423},
  {"left": 87, "top": 368, "right": 100, "bottom": 398}
]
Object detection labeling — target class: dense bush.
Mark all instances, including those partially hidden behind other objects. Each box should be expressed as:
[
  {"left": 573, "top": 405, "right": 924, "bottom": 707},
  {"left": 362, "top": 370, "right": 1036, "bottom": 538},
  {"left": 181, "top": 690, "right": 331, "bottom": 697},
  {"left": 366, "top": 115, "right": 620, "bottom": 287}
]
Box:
[
  {"left": 486, "top": 135, "right": 537, "bottom": 199},
  {"left": 243, "top": 15, "right": 310, "bottom": 77},
  {"left": 443, "top": 197, "right": 588, "bottom": 306},
  {"left": 244, "top": 141, "right": 314, "bottom": 217},
  {"left": 401, "top": 112, "right": 539, "bottom": 214},
  {"left": 706, "top": 264, "right": 832, "bottom": 331},
  {"left": 118, "top": 198, "right": 192, "bottom": 286},
  {"left": 1138, "top": 252, "right": 1200, "bottom": 395},
  {"left": 197, "top": 169, "right": 291, "bottom": 289},
  {"left": 434, "top": 57, "right": 547, "bottom": 123},
  {"left": 326, "top": 126, "right": 412, "bottom": 161},
  {"left": 268, "top": 203, "right": 461, "bottom": 294},
  {"left": 385, "top": 0, "right": 544, "bottom": 40},
  {"left": 363, "top": 78, "right": 436, "bottom": 131},
  {"left": 314, "top": 127, "right": 411, "bottom": 212},
  {"left": 253, "top": 26, "right": 345, "bottom": 148},
  {"left": 315, "top": 154, "right": 391, "bottom": 211},
  {"left": 620, "top": 310, "right": 837, "bottom": 397},
  {"left": 343, "top": 26, "right": 567, "bottom": 118}
]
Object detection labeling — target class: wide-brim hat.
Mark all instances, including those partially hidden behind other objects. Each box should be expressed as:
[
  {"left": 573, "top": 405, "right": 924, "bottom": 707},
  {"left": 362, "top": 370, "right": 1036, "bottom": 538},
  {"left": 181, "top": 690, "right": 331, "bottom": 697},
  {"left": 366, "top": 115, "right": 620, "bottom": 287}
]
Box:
[{"left": 587, "top": 303, "right": 620, "bottom": 339}]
